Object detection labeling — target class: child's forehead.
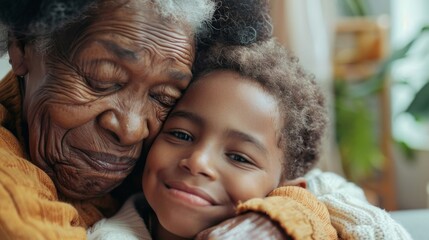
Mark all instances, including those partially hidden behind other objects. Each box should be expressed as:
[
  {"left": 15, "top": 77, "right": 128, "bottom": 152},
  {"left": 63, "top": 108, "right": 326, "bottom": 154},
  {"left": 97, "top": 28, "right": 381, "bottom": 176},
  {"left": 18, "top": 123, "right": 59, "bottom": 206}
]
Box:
[
  {"left": 179, "top": 69, "right": 285, "bottom": 147},
  {"left": 193, "top": 69, "right": 241, "bottom": 84},
  {"left": 185, "top": 69, "right": 283, "bottom": 125},
  {"left": 190, "top": 70, "right": 282, "bottom": 114},
  {"left": 191, "top": 69, "right": 260, "bottom": 92}
]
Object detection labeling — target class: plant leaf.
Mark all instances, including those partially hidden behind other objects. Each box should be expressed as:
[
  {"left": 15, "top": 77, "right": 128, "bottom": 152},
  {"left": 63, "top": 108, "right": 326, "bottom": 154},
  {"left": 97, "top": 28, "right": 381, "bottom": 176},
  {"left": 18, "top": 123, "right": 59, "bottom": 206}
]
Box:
[
  {"left": 405, "top": 81, "right": 429, "bottom": 120},
  {"left": 350, "top": 25, "right": 429, "bottom": 98}
]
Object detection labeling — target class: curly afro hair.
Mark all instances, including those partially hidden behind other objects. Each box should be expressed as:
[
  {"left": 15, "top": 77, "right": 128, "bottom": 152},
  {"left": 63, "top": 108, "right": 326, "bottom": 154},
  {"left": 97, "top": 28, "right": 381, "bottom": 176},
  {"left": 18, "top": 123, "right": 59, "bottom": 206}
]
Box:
[
  {"left": 194, "top": 39, "right": 328, "bottom": 179},
  {"left": 1, "top": 0, "right": 272, "bottom": 56}
]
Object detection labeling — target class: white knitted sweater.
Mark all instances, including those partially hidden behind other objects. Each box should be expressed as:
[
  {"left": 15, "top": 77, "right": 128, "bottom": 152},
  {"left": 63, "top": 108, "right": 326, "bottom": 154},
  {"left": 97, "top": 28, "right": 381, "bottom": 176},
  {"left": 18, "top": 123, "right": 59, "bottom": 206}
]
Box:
[
  {"left": 306, "top": 169, "right": 411, "bottom": 240},
  {"left": 88, "top": 169, "right": 412, "bottom": 240}
]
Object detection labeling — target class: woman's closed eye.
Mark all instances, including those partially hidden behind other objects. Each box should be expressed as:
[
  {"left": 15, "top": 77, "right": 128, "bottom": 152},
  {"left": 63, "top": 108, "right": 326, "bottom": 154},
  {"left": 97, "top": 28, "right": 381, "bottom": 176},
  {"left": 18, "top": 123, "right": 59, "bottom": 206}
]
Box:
[
  {"left": 85, "top": 77, "right": 123, "bottom": 92},
  {"left": 80, "top": 59, "right": 127, "bottom": 93},
  {"left": 150, "top": 92, "right": 178, "bottom": 109}
]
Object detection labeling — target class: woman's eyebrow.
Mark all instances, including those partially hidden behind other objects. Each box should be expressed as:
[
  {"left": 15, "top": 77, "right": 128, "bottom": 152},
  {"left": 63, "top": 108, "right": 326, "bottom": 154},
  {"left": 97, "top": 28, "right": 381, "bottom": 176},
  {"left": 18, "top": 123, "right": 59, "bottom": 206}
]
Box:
[
  {"left": 99, "top": 40, "right": 192, "bottom": 82},
  {"left": 99, "top": 40, "right": 138, "bottom": 61},
  {"left": 167, "top": 69, "right": 192, "bottom": 82}
]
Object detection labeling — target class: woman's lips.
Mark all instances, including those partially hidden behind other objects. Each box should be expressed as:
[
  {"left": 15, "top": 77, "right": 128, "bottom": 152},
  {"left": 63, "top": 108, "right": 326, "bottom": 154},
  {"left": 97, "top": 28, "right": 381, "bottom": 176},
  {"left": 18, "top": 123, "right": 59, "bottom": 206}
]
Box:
[
  {"left": 166, "top": 181, "right": 216, "bottom": 206},
  {"left": 71, "top": 147, "right": 137, "bottom": 171}
]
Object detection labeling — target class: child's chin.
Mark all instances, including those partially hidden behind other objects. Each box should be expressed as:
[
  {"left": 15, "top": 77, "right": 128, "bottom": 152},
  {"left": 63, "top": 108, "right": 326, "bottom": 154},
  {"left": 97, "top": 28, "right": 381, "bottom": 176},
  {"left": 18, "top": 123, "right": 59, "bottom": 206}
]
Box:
[{"left": 161, "top": 219, "right": 210, "bottom": 239}]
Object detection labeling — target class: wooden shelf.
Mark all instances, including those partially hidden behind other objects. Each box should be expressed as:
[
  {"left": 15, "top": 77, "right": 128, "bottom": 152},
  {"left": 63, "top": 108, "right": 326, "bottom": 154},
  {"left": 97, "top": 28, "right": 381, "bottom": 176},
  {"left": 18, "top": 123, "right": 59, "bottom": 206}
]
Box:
[{"left": 334, "top": 17, "right": 397, "bottom": 211}]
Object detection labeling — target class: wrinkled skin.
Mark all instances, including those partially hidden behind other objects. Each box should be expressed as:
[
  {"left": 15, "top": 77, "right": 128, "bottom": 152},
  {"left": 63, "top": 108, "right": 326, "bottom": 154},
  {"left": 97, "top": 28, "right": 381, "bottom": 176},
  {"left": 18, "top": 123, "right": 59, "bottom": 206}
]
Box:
[{"left": 8, "top": 0, "right": 194, "bottom": 200}]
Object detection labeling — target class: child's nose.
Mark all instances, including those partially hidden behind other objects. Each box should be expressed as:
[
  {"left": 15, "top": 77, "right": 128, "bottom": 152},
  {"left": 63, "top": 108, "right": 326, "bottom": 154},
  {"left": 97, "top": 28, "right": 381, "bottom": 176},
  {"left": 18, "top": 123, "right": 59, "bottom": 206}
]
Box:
[{"left": 179, "top": 148, "right": 217, "bottom": 180}]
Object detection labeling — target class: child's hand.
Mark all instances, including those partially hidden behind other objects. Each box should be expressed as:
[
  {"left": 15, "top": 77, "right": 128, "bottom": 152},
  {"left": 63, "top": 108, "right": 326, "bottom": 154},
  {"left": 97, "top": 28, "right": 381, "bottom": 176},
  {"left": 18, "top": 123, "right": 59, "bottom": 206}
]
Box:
[{"left": 194, "top": 212, "right": 290, "bottom": 240}]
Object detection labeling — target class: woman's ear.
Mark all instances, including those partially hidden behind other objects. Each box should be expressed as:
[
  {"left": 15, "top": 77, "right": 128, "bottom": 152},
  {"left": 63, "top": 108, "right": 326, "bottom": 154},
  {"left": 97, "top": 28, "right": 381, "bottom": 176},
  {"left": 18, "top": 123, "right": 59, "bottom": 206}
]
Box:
[
  {"left": 280, "top": 177, "right": 307, "bottom": 189},
  {"left": 8, "top": 37, "right": 28, "bottom": 76}
]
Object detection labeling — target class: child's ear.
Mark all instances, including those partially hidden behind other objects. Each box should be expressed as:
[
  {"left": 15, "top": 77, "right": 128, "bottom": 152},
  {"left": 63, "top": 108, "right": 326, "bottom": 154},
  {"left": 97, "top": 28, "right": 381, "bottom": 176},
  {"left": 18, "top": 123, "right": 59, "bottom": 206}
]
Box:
[
  {"left": 8, "top": 37, "right": 28, "bottom": 76},
  {"left": 279, "top": 177, "right": 307, "bottom": 189}
]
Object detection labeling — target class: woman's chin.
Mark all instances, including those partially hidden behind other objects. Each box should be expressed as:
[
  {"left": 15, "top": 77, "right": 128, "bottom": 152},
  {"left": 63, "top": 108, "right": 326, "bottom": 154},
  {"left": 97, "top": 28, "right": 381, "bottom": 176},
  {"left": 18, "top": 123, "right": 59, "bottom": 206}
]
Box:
[{"left": 53, "top": 164, "right": 128, "bottom": 200}]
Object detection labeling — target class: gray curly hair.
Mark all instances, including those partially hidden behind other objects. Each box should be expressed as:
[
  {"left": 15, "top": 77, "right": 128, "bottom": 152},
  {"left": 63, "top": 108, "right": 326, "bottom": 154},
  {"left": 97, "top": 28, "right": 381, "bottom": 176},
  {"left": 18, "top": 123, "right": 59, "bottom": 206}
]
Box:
[
  {"left": 194, "top": 39, "right": 328, "bottom": 179},
  {"left": 0, "top": 0, "right": 215, "bottom": 55}
]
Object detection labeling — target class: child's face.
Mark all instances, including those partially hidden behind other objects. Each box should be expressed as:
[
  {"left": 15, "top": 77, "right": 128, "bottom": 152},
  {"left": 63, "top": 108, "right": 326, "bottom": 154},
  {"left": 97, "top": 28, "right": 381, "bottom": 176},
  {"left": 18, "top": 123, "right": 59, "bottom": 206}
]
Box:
[{"left": 143, "top": 70, "right": 286, "bottom": 238}]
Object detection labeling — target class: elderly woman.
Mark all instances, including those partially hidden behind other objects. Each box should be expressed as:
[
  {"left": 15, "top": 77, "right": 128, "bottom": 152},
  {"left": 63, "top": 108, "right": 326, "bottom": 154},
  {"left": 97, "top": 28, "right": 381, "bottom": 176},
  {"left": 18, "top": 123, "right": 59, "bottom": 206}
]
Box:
[
  {"left": 0, "top": 0, "right": 412, "bottom": 239},
  {"left": 1, "top": 0, "right": 212, "bottom": 238},
  {"left": 0, "top": 0, "right": 287, "bottom": 238}
]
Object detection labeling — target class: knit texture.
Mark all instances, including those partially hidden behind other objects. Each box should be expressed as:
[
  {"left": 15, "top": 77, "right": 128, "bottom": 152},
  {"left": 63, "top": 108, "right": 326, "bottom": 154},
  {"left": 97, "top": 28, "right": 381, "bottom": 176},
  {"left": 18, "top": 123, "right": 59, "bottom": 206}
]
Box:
[
  {"left": 87, "top": 172, "right": 413, "bottom": 240},
  {"left": 0, "top": 71, "right": 25, "bottom": 150},
  {"left": 306, "top": 169, "right": 412, "bottom": 240},
  {"left": 88, "top": 188, "right": 338, "bottom": 240},
  {"left": 0, "top": 71, "right": 117, "bottom": 239},
  {"left": 88, "top": 194, "right": 152, "bottom": 240},
  {"left": 237, "top": 186, "right": 337, "bottom": 240}
]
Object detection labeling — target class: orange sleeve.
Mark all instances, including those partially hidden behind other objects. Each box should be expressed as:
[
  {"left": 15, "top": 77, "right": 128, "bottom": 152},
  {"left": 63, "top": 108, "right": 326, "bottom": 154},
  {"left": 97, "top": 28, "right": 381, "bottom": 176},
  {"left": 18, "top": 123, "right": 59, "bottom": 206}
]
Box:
[
  {"left": 0, "top": 121, "right": 86, "bottom": 239},
  {"left": 237, "top": 186, "right": 338, "bottom": 240}
]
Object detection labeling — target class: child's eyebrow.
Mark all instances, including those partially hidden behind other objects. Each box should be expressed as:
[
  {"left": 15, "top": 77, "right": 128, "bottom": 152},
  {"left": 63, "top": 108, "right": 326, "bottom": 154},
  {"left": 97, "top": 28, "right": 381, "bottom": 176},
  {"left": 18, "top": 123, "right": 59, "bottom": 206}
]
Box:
[
  {"left": 226, "top": 130, "right": 268, "bottom": 155},
  {"left": 168, "top": 110, "right": 203, "bottom": 126},
  {"left": 168, "top": 110, "right": 268, "bottom": 155}
]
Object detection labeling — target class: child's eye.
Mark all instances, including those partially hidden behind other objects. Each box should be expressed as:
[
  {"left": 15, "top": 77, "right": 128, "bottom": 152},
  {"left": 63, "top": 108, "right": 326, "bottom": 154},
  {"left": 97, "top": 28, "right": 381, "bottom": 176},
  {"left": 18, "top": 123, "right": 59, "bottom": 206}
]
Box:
[
  {"left": 227, "top": 153, "right": 251, "bottom": 164},
  {"left": 170, "top": 131, "right": 193, "bottom": 142}
]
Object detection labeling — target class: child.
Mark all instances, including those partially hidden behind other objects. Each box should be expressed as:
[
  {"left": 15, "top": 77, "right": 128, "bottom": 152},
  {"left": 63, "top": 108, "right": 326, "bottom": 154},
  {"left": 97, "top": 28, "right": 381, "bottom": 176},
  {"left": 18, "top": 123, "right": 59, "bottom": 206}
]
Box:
[{"left": 88, "top": 39, "right": 337, "bottom": 239}]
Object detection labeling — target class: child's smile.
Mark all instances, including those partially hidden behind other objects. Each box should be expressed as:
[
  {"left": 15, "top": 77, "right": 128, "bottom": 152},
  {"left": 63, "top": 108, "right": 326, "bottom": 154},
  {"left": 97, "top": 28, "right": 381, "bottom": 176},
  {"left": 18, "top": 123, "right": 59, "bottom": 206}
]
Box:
[
  {"left": 164, "top": 181, "right": 215, "bottom": 206},
  {"left": 143, "top": 70, "right": 288, "bottom": 238}
]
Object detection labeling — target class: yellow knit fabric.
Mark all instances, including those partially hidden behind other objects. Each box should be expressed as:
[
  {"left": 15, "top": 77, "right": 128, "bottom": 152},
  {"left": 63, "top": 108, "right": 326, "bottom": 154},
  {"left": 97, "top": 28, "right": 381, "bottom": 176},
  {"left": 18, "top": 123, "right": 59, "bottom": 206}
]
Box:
[
  {"left": 237, "top": 186, "right": 338, "bottom": 240},
  {"left": 0, "top": 72, "right": 116, "bottom": 239}
]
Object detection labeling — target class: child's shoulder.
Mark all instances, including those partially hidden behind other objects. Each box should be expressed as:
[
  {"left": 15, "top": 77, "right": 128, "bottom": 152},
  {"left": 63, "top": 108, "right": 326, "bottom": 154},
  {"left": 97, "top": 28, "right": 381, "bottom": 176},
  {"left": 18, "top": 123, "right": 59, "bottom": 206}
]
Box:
[{"left": 87, "top": 193, "right": 152, "bottom": 240}]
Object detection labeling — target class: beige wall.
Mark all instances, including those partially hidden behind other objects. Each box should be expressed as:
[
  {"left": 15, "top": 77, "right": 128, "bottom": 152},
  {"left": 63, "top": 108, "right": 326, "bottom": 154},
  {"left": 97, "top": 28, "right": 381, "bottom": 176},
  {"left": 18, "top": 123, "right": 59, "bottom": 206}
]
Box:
[{"left": 394, "top": 148, "right": 429, "bottom": 209}]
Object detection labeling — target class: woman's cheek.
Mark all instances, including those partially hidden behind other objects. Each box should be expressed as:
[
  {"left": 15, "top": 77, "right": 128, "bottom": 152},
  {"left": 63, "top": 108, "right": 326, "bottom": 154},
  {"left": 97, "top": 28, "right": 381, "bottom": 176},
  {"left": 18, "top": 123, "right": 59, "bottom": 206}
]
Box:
[{"left": 45, "top": 103, "right": 99, "bottom": 129}]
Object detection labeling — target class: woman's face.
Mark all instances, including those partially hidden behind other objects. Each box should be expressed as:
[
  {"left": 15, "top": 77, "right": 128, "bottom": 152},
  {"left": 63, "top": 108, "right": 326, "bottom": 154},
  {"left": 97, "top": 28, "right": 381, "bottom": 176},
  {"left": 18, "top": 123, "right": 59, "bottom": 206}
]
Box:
[{"left": 21, "top": 1, "right": 195, "bottom": 199}]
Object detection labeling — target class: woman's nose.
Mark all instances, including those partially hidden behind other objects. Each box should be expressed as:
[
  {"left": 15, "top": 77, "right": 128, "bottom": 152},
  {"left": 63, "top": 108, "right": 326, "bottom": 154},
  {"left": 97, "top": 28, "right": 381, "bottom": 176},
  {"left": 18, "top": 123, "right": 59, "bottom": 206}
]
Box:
[
  {"left": 179, "top": 149, "right": 217, "bottom": 180},
  {"left": 98, "top": 109, "right": 149, "bottom": 146}
]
